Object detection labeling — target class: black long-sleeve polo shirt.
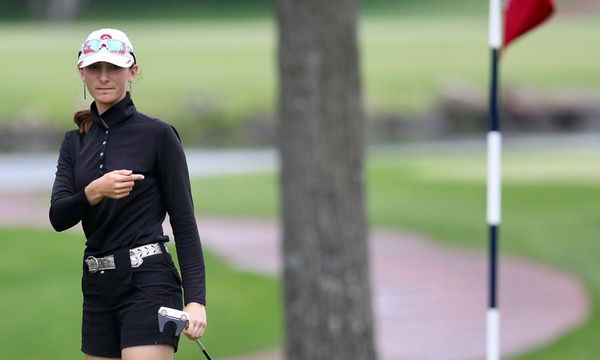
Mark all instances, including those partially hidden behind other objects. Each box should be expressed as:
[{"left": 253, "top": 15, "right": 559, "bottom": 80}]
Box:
[{"left": 49, "top": 91, "right": 205, "bottom": 306}]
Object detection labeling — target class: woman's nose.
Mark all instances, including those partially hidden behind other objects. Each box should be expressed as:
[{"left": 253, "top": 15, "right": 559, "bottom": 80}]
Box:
[{"left": 99, "top": 68, "right": 110, "bottom": 82}]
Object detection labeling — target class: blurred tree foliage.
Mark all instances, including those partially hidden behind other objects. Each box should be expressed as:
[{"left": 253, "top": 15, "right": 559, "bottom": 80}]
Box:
[
  {"left": 0, "top": 0, "right": 273, "bottom": 20},
  {"left": 0, "top": 0, "right": 493, "bottom": 21}
]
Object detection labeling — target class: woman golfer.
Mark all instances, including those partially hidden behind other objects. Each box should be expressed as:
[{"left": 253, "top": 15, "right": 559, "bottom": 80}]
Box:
[{"left": 49, "top": 28, "right": 206, "bottom": 360}]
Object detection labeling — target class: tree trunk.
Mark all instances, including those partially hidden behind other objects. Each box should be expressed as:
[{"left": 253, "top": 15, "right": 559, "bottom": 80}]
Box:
[{"left": 276, "top": 1, "right": 376, "bottom": 359}]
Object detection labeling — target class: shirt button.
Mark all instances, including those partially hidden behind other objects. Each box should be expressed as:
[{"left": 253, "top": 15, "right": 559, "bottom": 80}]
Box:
[
  {"left": 102, "top": 141, "right": 106, "bottom": 145},
  {"left": 105, "top": 130, "right": 109, "bottom": 134},
  {"left": 99, "top": 164, "right": 103, "bottom": 169},
  {"left": 100, "top": 152, "right": 104, "bottom": 157}
]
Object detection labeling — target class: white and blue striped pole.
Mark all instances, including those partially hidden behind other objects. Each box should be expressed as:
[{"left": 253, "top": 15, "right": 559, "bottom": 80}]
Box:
[{"left": 487, "top": 0, "right": 503, "bottom": 359}]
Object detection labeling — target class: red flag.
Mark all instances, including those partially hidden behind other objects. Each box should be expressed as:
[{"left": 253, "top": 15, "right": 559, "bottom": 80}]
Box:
[{"left": 503, "top": 0, "right": 555, "bottom": 47}]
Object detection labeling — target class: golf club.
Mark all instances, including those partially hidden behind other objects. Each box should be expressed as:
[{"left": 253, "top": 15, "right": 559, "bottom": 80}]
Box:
[{"left": 158, "top": 306, "right": 213, "bottom": 360}]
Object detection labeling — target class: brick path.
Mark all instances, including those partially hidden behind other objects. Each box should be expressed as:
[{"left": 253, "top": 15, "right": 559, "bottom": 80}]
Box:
[{"left": 0, "top": 193, "right": 589, "bottom": 360}]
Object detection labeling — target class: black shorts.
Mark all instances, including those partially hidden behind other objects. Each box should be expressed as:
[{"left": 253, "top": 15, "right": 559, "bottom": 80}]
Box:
[{"left": 80, "top": 243, "right": 183, "bottom": 358}]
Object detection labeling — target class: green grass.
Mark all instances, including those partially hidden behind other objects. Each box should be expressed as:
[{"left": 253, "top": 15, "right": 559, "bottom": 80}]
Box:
[
  {"left": 0, "top": 227, "right": 281, "bottom": 359},
  {"left": 3, "top": 148, "right": 599, "bottom": 358},
  {"left": 0, "top": 13, "right": 598, "bottom": 135},
  {"left": 190, "top": 149, "right": 600, "bottom": 359}
]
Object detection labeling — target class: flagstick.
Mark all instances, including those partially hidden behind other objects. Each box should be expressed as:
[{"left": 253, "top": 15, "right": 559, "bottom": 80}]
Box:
[{"left": 487, "top": 1, "right": 502, "bottom": 360}]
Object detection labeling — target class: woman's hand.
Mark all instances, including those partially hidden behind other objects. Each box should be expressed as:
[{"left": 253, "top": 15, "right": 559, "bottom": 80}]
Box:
[
  {"left": 85, "top": 169, "right": 144, "bottom": 206},
  {"left": 182, "top": 302, "right": 207, "bottom": 340}
]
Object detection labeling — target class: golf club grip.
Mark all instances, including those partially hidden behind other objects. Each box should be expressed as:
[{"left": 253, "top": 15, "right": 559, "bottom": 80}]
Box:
[{"left": 196, "top": 339, "right": 213, "bottom": 360}]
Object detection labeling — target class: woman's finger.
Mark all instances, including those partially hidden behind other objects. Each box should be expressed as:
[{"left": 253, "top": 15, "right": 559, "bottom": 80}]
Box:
[
  {"left": 114, "top": 192, "right": 130, "bottom": 199},
  {"left": 198, "top": 323, "right": 206, "bottom": 338},
  {"left": 113, "top": 186, "right": 133, "bottom": 193},
  {"left": 188, "top": 321, "right": 198, "bottom": 339},
  {"left": 115, "top": 181, "right": 135, "bottom": 188},
  {"left": 120, "top": 174, "right": 134, "bottom": 181},
  {"left": 117, "top": 174, "right": 144, "bottom": 182},
  {"left": 184, "top": 327, "right": 195, "bottom": 340},
  {"left": 115, "top": 186, "right": 133, "bottom": 193},
  {"left": 184, "top": 321, "right": 198, "bottom": 340},
  {"left": 195, "top": 321, "right": 207, "bottom": 339},
  {"left": 190, "top": 327, "right": 198, "bottom": 340},
  {"left": 113, "top": 186, "right": 132, "bottom": 193}
]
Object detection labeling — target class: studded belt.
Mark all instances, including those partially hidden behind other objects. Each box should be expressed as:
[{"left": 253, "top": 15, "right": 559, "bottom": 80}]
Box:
[{"left": 85, "top": 243, "right": 163, "bottom": 273}]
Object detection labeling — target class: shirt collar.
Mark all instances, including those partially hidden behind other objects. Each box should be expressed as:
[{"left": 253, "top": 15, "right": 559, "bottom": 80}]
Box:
[{"left": 90, "top": 91, "right": 137, "bottom": 128}]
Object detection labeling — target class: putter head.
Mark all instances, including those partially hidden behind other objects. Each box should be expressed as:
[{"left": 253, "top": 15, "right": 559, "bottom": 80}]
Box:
[{"left": 157, "top": 306, "right": 189, "bottom": 336}]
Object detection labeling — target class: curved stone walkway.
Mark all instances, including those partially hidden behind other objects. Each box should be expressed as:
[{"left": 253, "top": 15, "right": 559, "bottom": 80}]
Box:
[{"left": 0, "top": 193, "right": 590, "bottom": 360}]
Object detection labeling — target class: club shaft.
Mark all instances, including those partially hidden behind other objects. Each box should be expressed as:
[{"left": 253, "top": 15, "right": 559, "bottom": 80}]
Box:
[{"left": 196, "top": 339, "right": 213, "bottom": 360}]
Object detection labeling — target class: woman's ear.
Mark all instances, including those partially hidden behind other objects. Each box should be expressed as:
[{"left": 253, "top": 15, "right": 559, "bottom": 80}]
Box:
[
  {"left": 129, "top": 64, "right": 139, "bottom": 82},
  {"left": 78, "top": 67, "right": 85, "bottom": 82}
]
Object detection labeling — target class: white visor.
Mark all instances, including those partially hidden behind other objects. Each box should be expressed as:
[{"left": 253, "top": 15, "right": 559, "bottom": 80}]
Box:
[{"left": 77, "top": 28, "right": 136, "bottom": 68}]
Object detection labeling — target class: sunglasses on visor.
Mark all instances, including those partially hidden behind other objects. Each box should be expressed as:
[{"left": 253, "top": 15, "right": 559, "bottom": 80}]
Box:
[
  {"left": 78, "top": 39, "right": 137, "bottom": 64},
  {"left": 83, "top": 39, "right": 128, "bottom": 54}
]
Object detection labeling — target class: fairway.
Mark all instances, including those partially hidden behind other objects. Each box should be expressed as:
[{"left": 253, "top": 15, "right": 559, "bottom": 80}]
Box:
[
  {"left": 0, "top": 228, "right": 282, "bottom": 360},
  {"left": 189, "top": 148, "right": 600, "bottom": 359},
  {"left": 0, "top": 14, "right": 598, "bottom": 132},
  {"left": 1, "top": 148, "right": 599, "bottom": 358}
]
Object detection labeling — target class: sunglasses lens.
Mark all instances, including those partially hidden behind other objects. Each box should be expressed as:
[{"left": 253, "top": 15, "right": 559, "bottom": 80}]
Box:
[
  {"left": 107, "top": 40, "right": 126, "bottom": 54},
  {"left": 83, "top": 40, "right": 101, "bottom": 54}
]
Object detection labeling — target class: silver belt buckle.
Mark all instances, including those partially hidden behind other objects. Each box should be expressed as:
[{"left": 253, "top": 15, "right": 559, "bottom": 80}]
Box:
[
  {"left": 86, "top": 256, "right": 99, "bottom": 273},
  {"left": 130, "top": 243, "right": 162, "bottom": 268},
  {"left": 130, "top": 254, "right": 144, "bottom": 268}
]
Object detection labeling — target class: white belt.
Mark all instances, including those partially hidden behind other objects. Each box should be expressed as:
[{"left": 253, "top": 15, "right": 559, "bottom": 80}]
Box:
[{"left": 85, "top": 243, "right": 162, "bottom": 273}]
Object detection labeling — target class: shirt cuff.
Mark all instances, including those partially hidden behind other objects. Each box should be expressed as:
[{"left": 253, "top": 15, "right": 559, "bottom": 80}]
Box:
[
  {"left": 185, "top": 297, "right": 206, "bottom": 307},
  {"left": 74, "top": 187, "right": 95, "bottom": 214}
]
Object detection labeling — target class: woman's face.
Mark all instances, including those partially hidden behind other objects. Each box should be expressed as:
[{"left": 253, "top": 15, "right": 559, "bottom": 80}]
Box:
[{"left": 78, "top": 62, "right": 138, "bottom": 109}]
